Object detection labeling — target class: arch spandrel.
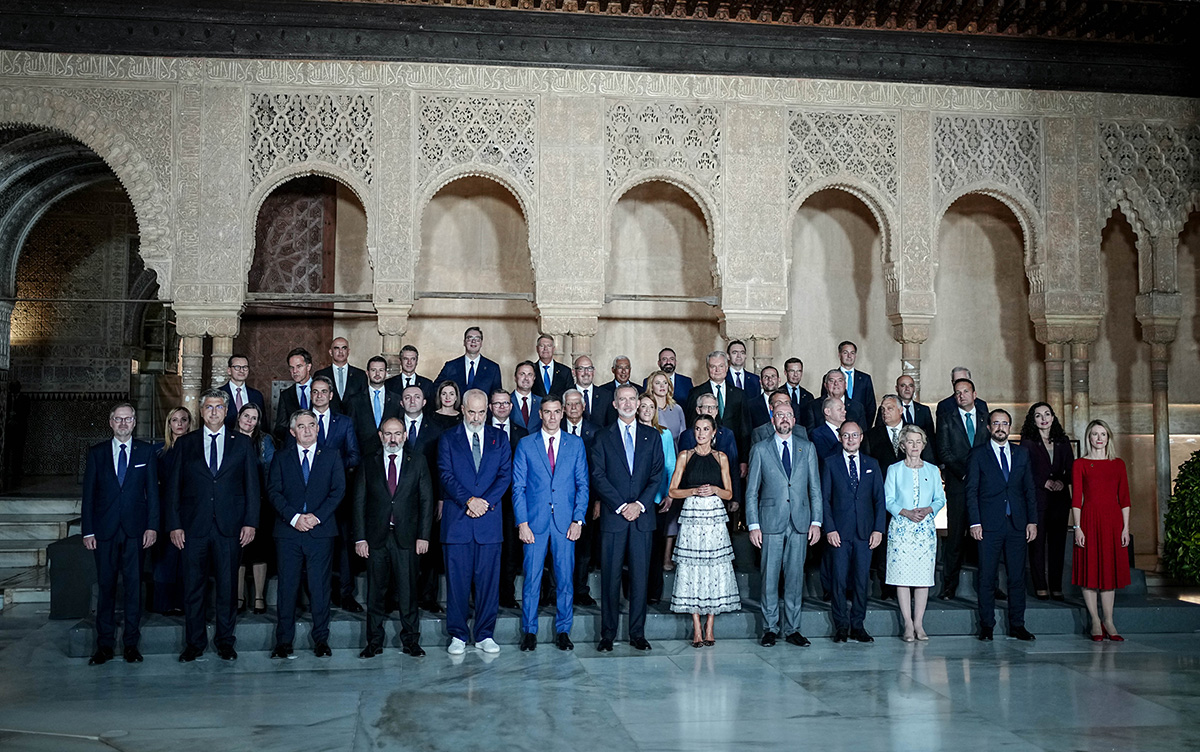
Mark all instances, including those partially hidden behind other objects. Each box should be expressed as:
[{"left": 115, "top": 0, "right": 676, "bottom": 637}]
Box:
[{"left": 936, "top": 184, "right": 1045, "bottom": 294}]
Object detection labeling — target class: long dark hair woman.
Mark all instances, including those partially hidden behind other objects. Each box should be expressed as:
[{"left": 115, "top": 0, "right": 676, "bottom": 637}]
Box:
[
  {"left": 1018, "top": 402, "right": 1074, "bottom": 601},
  {"left": 234, "top": 402, "right": 275, "bottom": 615},
  {"left": 151, "top": 406, "right": 191, "bottom": 614}
]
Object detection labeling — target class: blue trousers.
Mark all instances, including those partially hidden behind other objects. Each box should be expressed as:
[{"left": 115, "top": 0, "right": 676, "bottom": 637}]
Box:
[
  {"left": 521, "top": 528, "right": 575, "bottom": 636},
  {"left": 444, "top": 541, "right": 501, "bottom": 642},
  {"left": 276, "top": 534, "right": 333, "bottom": 645},
  {"left": 829, "top": 535, "right": 873, "bottom": 630},
  {"left": 93, "top": 534, "right": 144, "bottom": 648},
  {"left": 978, "top": 519, "right": 1029, "bottom": 629}
]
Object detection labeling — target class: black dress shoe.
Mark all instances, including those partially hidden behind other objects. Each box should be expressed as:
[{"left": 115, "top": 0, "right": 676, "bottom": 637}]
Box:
[
  {"left": 1050, "top": 593, "right": 1066, "bottom": 602},
  {"left": 832, "top": 628, "right": 849, "bottom": 643},
  {"left": 630, "top": 637, "right": 652, "bottom": 651},
  {"left": 359, "top": 644, "right": 382, "bottom": 659},
  {"left": 574, "top": 594, "right": 596, "bottom": 607},
  {"left": 499, "top": 597, "right": 519, "bottom": 609},
  {"left": 850, "top": 628, "right": 874, "bottom": 643},
  {"left": 785, "top": 632, "right": 810, "bottom": 647},
  {"left": 341, "top": 597, "right": 364, "bottom": 613},
  {"left": 597, "top": 638, "right": 614, "bottom": 652},
  {"left": 88, "top": 647, "right": 114, "bottom": 665},
  {"left": 123, "top": 647, "right": 143, "bottom": 663},
  {"left": 647, "top": 597, "right": 661, "bottom": 606},
  {"left": 520, "top": 633, "right": 538, "bottom": 652},
  {"left": 1009, "top": 626, "right": 1036, "bottom": 641},
  {"left": 217, "top": 644, "right": 238, "bottom": 661},
  {"left": 978, "top": 626, "right": 994, "bottom": 641},
  {"left": 253, "top": 598, "right": 267, "bottom": 615},
  {"left": 402, "top": 642, "right": 426, "bottom": 657},
  {"left": 556, "top": 633, "right": 574, "bottom": 651},
  {"left": 419, "top": 601, "right": 443, "bottom": 614},
  {"left": 314, "top": 642, "right": 332, "bottom": 657},
  {"left": 994, "top": 590, "right": 1007, "bottom": 601},
  {"left": 271, "top": 643, "right": 294, "bottom": 659},
  {"left": 937, "top": 588, "right": 956, "bottom": 601},
  {"left": 179, "top": 645, "right": 205, "bottom": 662},
  {"left": 760, "top": 631, "right": 777, "bottom": 647}
]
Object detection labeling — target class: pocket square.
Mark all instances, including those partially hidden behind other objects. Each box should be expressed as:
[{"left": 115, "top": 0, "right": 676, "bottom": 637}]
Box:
[
  {"left": 133, "top": 463, "right": 147, "bottom": 468},
  {"left": 865, "top": 469, "right": 873, "bottom": 474}
]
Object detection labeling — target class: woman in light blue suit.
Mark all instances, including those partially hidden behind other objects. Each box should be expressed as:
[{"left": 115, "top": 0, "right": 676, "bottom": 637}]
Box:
[
  {"left": 638, "top": 396, "right": 677, "bottom": 573},
  {"left": 884, "top": 425, "right": 946, "bottom": 642}
]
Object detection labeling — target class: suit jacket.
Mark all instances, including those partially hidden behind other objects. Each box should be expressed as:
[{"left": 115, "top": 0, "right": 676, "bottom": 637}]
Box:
[
  {"left": 808, "top": 396, "right": 867, "bottom": 435},
  {"left": 285, "top": 409, "right": 361, "bottom": 472},
  {"left": 510, "top": 391, "right": 542, "bottom": 433},
  {"left": 273, "top": 381, "right": 312, "bottom": 443},
  {"left": 436, "top": 355, "right": 503, "bottom": 398},
  {"left": 751, "top": 422, "right": 809, "bottom": 447},
  {"left": 810, "top": 422, "right": 842, "bottom": 463},
  {"left": 748, "top": 391, "right": 774, "bottom": 428},
  {"left": 726, "top": 369, "right": 761, "bottom": 400},
  {"left": 384, "top": 372, "right": 435, "bottom": 402},
  {"left": 594, "top": 380, "right": 636, "bottom": 427},
  {"left": 166, "top": 429, "right": 261, "bottom": 538},
  {"left": 786, "top": 386, "right": 816, "bottom": 428},
  {"left": 437, "top": 424, "right": 512, "bottom": 544},
  {"left": 562, "top": 419, "right": 601, "bottom": 449},
  {"left": 936, "top": 395, "right": 989, "bottom": 422},
  {"left": 936, "top": 403, "right": 990, "bottom": 488},
  {"left": 573, "top": 384, "right": 604, "bottom": 424},
  {"left": 821, "top": 452, "right": 887, "bottom": 541},
  {"left": 82, "top": 439, "right": 160, "bottom": 540},
  {"left": 512, "top": 432, "right": 589, "bottom": 535},
  {"left": 899, "top": 400, "right": 936, "bottom": 445},
  {"left": 267, "top": 443, "right": 346, "bottom": 539},
  {"left": 219, "top": 382, "right": 266, "bottom": 430},
  {"left": 315, "top": 364, "right": 368, "bottom": 414},
  {"left": 531, "top": 361, "right": 575, "bottom": 398},
  {"left": 405, "top": 416, "right": 444, "bottom": 500},
  {"left": 865, "top": 422, "right": 936, "bottom": 467},
  {"left": 745, "top": 435, "right": 822, "bottom": 535},
  {"left": 353, "top": 448, "right": 434, "bottom": 549},
  {"left": 685, "top": 381, "right": 751, "bottom": 460},
  {"left": 966, "top": 442, "right": 1037, "bottom": 532},
  {"left": 345, "top": 388, "right": 404, "bottom": 456},
  {"left": 589, "top": 420, "right": 665, "bottom": 533}
]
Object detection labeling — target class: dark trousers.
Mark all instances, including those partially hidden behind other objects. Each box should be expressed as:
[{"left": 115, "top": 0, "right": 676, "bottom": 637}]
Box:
[
  {"left": 829, "top": 535, "right": 873, "bottom": 630},
  {"left": 93, "top": 534, "right": 144, "bottom": 649},
  {"left": 276, "top": 534, "right": 333, "bottom": 645},
  {"left": 574, "top": 512, "right": 600, "bottom": 597},
  {"left": 499, "top": 496, "right": 522, "bottom": 604},
  {"left": 1029, "top": 501, "right": 1070, "bottom": 593},
  {"left": 365, "top": 536, "right": 419, "bottom": 648},
  {"left": 181, "top": 532, "right": 240, "bottom": 650},
  {"left": 418, "top": 517, "right": 443, "bottom": 605},
  {"left": 444, "top": 541, "right": 501, "bottom": 642},
  {"left": 333, "top": 502, "right": 358, "bottom": 600},
  {"left": 151, "top": 538, "right": 184, "bottom": 613},
  {"left": 941, "top": 487, "right": 974, "bottom": 591},
  {"left": 978, "top": 519, "right": 1029, "bottom": 629},
  {"left": 600, "top": 526, "right": 652, "bottom": 641}
]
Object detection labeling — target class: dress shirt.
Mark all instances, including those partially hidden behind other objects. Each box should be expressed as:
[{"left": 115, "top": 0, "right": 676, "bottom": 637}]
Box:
[
  {"left": 334, "top": 365, "right": 348, "bottom": 398},
  {"left": 884, "top": 421, "right": 903, "bottom": 450},
  {"left": 207, "top": 425, "right": 227, "bottom": 470},
  {"left": 577, "top": 385, "right": 595, "bottom": 412},
  {"left": 290, "top": 442, "right": 320, "bottom": 528},
  {"left": 730, "top": 369, "right": 747, "bottom": 389},
  {"left": 294, "top": 379, "right": 313, "bottom": 406},
  {"left": 398, "top": 373, "right": 418, "bottom": 390},
  {"left": 405, "top": 413, "right": 424, "bottom": 438},
  {"left": 747, "top": 433, "right": 820, "bottom": 531},
  {"left": 111, "top": 438, "right": 132, "bottom": 475},
  {"left": 900, "top": 400, "right": 915, "bottom": 420},
  {"left": 464, "top": 355, "right": 481, "bottom": 376},
  {"left": 842, "top": 450, "right": 860, "bottom": 476},
  {"left": 959, "top": 406, "right": 976, "bottom": 426},
  {"left": 312, "top": 407, "right": 332, "bottom": 438},
  {"left": 969, "top": 440, "right": 1012, "bottom": 530},
  {"left": 564, "top": 419, "right": 585, "bottom": 436},
  {"left": 368, "top": 385, "right": 387, "bottom": 425},
  {"left": 842, "top": 368, "right": 856, "bottom": 394},
  {"left": 614, "top": 419, "right": 645, "bottom": 515},
  {"left": 230, "top": 381, "right": 248, "bottom": 410},
  {"left": 825, "top": 421, "right": 841, "bottom": 436},
  {"left": 492, "top": 421, "right": 510, "bottom": 441},
  {"left": 465, "top": 424, "right": 486, "bottom": 450}
]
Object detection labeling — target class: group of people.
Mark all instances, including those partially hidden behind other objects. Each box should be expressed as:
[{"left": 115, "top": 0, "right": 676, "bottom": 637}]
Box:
[{"left": 79, "top": 328, "right": 1134, "bottom": 664}]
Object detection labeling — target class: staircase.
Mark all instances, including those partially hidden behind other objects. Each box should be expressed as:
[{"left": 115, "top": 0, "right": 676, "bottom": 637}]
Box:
[{"left": 0, "top": 497, "right": 80, "bottom": 609}]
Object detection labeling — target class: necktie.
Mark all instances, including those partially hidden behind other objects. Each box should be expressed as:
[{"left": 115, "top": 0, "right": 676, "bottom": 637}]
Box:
[
  {"left": 892, "top": 428, "right": 901, "bottom": 454},
  {"left": 301, "top": 448, "right": 311, "bottom": 495},
  {"left": 583, "top": 389, "right": 591, "bottom": 415},
  {"left": 373, "top": 389, "right": 383, "bottom": 428},
  {"left": 781, "top": 440, "right": 791, "bottom": 477},
  {"left": 790, "top": 387, "right": 797, "bottom": 403},
  {"left": 844, "top": 370, "right": 854, "bottom": 399},
  {"left": 521, "top": 396, "right": 530, "bottom": 425},
  {"left": 548, "top": 436, "right": 556, "bottom": 474},
  {"left": 408, "top": 419, "right": 418, "bottom": 446},
  {"left": 905, "top": 404, "right": 913, "bottom": 424},
  {"left": 1000, "top": 446, "right": 1011, "bottom": 515},
  {"left": 298, "top": 384, "right": 308, "bottom": 409},
  {"left": 405, "top": 376, "right": 413, "bottom": 389},
  {"left": 965, "top": 413, "right": 976, "bottom": 444},
  {"left": 337, "top": 368, "right": 345, "bottom": 398},
  {"left": 715, "top": 384, "right": 724, "bottom": 418},
  {"left": 208, "top": 433, "right": 220, "bottom": 474},
  {"left": 543, "top": 365, "right": 552, "bottom": 393},
  {"left": 467, "top": 360, "right": 476, "bottom": 388},
  {"left": 736, "top": 372, "right": 743, "bottom": 389},
  {"left": 318, "top": 413, "right": 326, "bottom": 443},
  {"left": 387, "top": 452, "right": 398, "bottom": 496},
  {"left": 472, "top": 431, "right": 482, "bottom": 472},
  {"left": 624, "top": 424, "right": 635, "bottom": 474},
  {"left": 848, "top": 454, "right": 859, "bottom": 495},
  {"left": 117, "top": 444, "right": 128, "bottom": 486},
  {"left": 235, "top": 386, "right": 244, "bottom": 412},
  {"left": 570, "top": 424, "right": 577, "bottom": 436}
]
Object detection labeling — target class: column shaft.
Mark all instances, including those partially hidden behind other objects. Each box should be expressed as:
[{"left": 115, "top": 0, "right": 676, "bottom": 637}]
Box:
[
  {"left": 1044, "top": 342, "right": 1066, "bottom": 424},
  {"left": 1150, "top": 342, "right": 1171, "bottom": 564},
  {"left": 180, "top": 335, "right": 205, "bottom": 414}
]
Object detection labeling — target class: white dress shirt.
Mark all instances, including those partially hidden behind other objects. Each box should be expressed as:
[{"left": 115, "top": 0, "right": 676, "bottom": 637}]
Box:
[
  {"left": 206, "top": 425, "right": 226, "bottom": 470},
  {"left": 291, "top": 441, "right": 320, "bottom": 528}
]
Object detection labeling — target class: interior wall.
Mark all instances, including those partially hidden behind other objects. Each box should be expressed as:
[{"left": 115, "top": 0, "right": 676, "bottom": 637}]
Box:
[
  {"left": 408, "top": 176, "right": 539, "bottom": 391},
  {"left": 595, "top": 181, "right": 721, "bottom": 386},
  {"left": 1092, "top": 210, "right": 1150, "bottom": 410},
  {"left": 331, "top": 183, "right": 380, "bottom": 363},
  {"left": 1172, "top": 212, "right": 1200, "bottom": 404},
  {"left": 780, "top": 189, "right": 892, "bottom": 398}
]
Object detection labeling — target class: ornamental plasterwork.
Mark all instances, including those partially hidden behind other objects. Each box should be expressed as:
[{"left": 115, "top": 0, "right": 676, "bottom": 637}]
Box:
[
  {"left": 248, "top": 91, "right": 375, "bottom": 191},
  {"left": 606, "top": 100, "right": 722, "bottom": 197},
  {"left": 1098, "top": 120, "right": 1200, "bottom": 237},
  {"left": 415, "top": 94, "right": 536, "bottom": 195},
  {"left": 934, "top": 115, "right": 1043, "bottom": 213},
  {"left": 787, "top": 109, "right": 898, "bottom": 203}
]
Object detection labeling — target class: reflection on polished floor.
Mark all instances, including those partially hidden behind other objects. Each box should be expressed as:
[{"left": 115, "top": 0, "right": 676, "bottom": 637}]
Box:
[{"left": 0, "top": 606, "right": 1197, "bottom": 752}]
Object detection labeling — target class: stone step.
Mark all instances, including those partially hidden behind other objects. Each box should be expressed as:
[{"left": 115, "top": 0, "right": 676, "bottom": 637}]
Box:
[
  {"left": 0, "top": 541, "right": 51, "bottom": 568},
  {"left": 0, "top": 497, "right": 81, "bottom": 516},
  {"left": 0, "top": 514, "right": 78, "bottom": 541},
  {"left": 0, "top": 566, "right": 50, "bottom": 605}
]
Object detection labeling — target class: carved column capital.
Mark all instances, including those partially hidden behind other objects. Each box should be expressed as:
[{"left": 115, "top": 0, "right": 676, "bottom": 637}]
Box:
[
  {"left": 173, "top": 306, "right": 242, "bottom": 338},
  {"left": 375, "top": 304, "right": 412, "bottom": 338},
  {"left": 1030, "top": 314, "right": 1100, "bottom": 346},
  {"left": 887, "top": 314, "right": 932, "bottom": 345},
  {"left": 721, "top": 314, "right": 783, "bottom": 342},
  {"left": 1136, "top": 292, "right": 1182, "bottom": 345},
  {"left": 535, "top": 306, "right": 602, "bottom": 338}
]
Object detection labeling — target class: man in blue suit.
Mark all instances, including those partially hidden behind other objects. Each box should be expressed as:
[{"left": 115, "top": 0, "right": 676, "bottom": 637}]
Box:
[
  {"left": 810, "top": 369, "right": 867, "bottom": 433},
  {"left": 219, "top": 354, "right": 265, "bottom": 430},
  {"left": 82, "top": 403, "right": 159, "bottom": 665},
  {"left": 435, "top": 326, "right": 503, "bottom": 398},
  {"left": 267, "top": 410, "right": 346, "bottom": 658},
  {"left": 531, "top": 334, "right": 575, "bottom": 398},
  {"left": 512, "top": 395, "right": 589, "bottom": 651},
  {"left": 167, "top": 389, "right": 260, "bottom": 662},
  {"left": 650, "top": 347, "right": 692, "bottom": 404},
  {"left": 510, "top": 361, "right": 543, "bottom": 433},
  {"left": 384, "top": 344, "right": 435, "bottom": 401},
  {"left": 725, "top": 340, "right": 761, "bottom": 399},
  {"left": 821, "top": 421, "right": 886, "bottom": 643},
  {"left": 968, "top": 409, "right": 1038, "bottom": 642},
  {"left": 590, "top": 384, "right": 665, "bottom": 652},
  {"left": 438, "top": 388, "right": 512, "bottom": 655}
]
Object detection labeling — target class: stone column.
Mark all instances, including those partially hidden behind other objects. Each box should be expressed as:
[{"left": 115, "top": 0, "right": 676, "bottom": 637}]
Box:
[
  {"left": 751, "top": 336, "right": 774, "bottom": 373},
  {"left": 722, "top": 316, "right": 783, "bottom": 380},
  {"left": 1043, "top": 342, "right": 1067, "bottom": 423},
  {"left": 376, "top": 304, "right": 411, "bottom": 377},
  {"left": 888, "top": 316, "right": 931, "bottom": 398},
  {"left": 536, "top": 308, "right": 599, "bottom": 366},
  {"left": 1137, "top": 291, "right": 1181, "bottom": 566},
  {"left": 570, "top": 334, "right": 593, "bottom": 363},
  {"left": 210, "top": 336, "right": 234, "bottom": 391},
  {"left": 180, "top": 336, "right": 205, "bottom": 413},
  {"left": 0, "top": 301, "right": 12, "bottom": 491},
  {"left": 1069, "top": 342, "right": 1092, "bottom": 440}
]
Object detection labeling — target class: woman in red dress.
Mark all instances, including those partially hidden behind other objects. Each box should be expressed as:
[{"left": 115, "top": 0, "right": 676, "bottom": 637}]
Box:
[{"left": 1072, "top": 419, "right": 1131, "bottom": 641}]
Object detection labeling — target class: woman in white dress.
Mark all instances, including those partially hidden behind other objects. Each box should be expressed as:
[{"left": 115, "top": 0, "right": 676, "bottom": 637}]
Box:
[{"left": 883, "top": 425, "right": 946, "bottom": 642}]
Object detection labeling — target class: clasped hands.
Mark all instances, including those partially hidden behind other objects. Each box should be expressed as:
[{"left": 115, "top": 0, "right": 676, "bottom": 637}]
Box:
[
  {"left": 517, "top": 521, "right": 584, "bottom": 544},
  {"left": 901, "top": 506, "right": 933, "bottom": 523},
  {"left": 466, "top": 497, "right": 490, "bottom": 518},
  {"left": 293, "top": 513, "right": 320, "bottom": 532}
]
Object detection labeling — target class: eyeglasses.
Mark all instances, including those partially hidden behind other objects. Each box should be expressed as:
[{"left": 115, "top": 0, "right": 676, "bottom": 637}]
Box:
[
  {"left": 229, "top": 365, "right": 249, "bottom": 371},
  {"left": 575, "top": 367, "right": 594, "bottom": 372},
  {"left": 490, "top": 401, "right": 511, "bottom": 408},
  {"left": 112, "top": 416, "right": 135, "bottom": 424},
  {"left": 464, "top": 336, "right": 482, "bottom": 343}
]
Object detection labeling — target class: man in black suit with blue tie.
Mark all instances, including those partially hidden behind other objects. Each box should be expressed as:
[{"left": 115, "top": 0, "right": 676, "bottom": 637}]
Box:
[
  {"left": 82, "top": 403, "right": 159, "bottom": 665},
  {"left": 936, "top": 377, "right": 991, "bottom": 600},
  {"left": 167, "top": 389, "right": 260, "bottom": 662},
  {"left": 590, "top": 384, "right": 665, "bottom": 651},
  {"left": 650, "top": 348, "right": 692, "bottom": 404},
  {"left": 267, "top": 410, "right": 346, "bottom": 658},
  {"left": 219, "top": 355, "right": 265, "bottom": 430},
  {"left": 811, "top": 369, "right": 868, "bottom": 432},
  {"left": 531, "top": 334, "right": 574, "bottom": 398},
  {"left": 384, "top": 344, "right": 435, "bottom": 401},
  {"left": 725, "top": 340, "right": 761, "bottom": 400},
  {"left": 347, "top": 356, "right": 403, "bottom": 456},
  {"left": 274, "top": 347, "right": 316, "bottom": 444},
  {"left": 968, "top": 409, "right": 1038, "bottom": 641},
  {"left": 783, "top": 358, "right": 816, "bottom": 427},
  {"left": 435, "top": 326, "right": 503, "bottom": 398},
  {"left": 894, "top": 374, "right": 936, "bottom": 444},
  {"left": 306, "top": 376, "right": 362, "bottom": 612}
]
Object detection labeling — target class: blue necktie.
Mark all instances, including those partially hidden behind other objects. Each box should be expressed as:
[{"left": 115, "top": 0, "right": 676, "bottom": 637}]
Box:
[
  {"left": 318, "top": 413, "right": 326, "bottom": 444},
  {"left": 117, "top": 444, "right": 128, "bottom": 486},
  {"left": 208, "top": 433, "right": 220, "bottom": 474},
  {"left": 905, "top": 404, "right": 913, "bottom": 424},
  {"left": 848, "top": 454, "right": 859, "bottom": 495},
  {"left": 298, "top": 384, "right": 308, "bottom": 410},
  {"left": 467, "top": 360, "right": 476, "bottom": 388},
  {"left": 624, "top": 424, "right": 635, "bottom": 474},
  {"left": 965, "top": 413, "right": 976, "bottom": 444},
  {"left": 844, "top": 370, "right": 853, "bottom": 399},
  {"left": 1000, "top": 446, "right": 1011, "bottom": 516},
  {"left": 472, "top": 431, "right": 482, "bottom": 472},
  {"left": 373, "top": 390, "right": 383, "bottom": 428},
  {"left": 781, "top": 440, "right": 791, "bottom": 477},
  {"left": 543, "top": 364, "right": 552, "bottom": 393},
  {"left": 301, "top": 449, "right": 310, "bottom": 514},
  {"left": 407, "top": 419, "right": 418, "bottom": 447}
]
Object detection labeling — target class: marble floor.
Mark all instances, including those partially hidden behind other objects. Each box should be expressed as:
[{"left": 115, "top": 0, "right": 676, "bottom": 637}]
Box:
[{"left": 0, "top": 605, "right": 1197, "bottom": 752}]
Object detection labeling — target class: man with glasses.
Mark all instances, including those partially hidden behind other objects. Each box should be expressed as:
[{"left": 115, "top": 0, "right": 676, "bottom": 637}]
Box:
[
  {"left": 435, "top": 326, "right": 502, "bottom": 398},
  {"left": 572, "top": 356, "right": 600, "bottom": 422},
  {"left": 219, "top": 355, "right": 265, "bottom": 430},
  {"left": 488, "top": 388, "right": 528, "bottom": 609}
]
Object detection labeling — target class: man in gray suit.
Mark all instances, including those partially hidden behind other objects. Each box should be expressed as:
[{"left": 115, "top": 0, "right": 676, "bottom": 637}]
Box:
[
  {"left": 751, "top": 390, "right": 810, "bottom": 445},
  {"left": 745, "top": 404, "right": 822, "bottom": 648}
]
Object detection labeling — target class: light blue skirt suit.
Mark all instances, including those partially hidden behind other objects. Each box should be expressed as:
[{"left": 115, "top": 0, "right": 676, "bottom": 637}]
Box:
[{"left": 883, "top": 461, "right": 947, "bottom": 587}]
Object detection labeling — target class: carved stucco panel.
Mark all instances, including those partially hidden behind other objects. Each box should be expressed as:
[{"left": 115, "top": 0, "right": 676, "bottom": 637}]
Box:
[
  {"left": 724, "top": 104, "right": 785, "bottom": 297},
  {"left": 1075, "top": 116, "right": 1102, "bottom": 297},
  {"left": 898, "top": 109, "right": 934, "bottom": 312},
  {"left": 197, "top": 84, "right": 245, "bottom": 303},
  {"left": 934, "top": 114, "right": 1044, "bottom": 215},
  {"left": 787, "top": 109, "right": 898, "bottom": 205},
  {"left": 375, "top": 88, "right": 412, "bottom": 289},
  {"left": 247, "top": 91, "right": 376, "bottom": 192},
  {"left": 174, "top": 82, "right": 202, "bottom": 293},
  {"left": 1041, "top": 116, "right": 1079, "bottom": 292},
  {"left": 606, "top": 99, "right": 722, "bottom": 199}
]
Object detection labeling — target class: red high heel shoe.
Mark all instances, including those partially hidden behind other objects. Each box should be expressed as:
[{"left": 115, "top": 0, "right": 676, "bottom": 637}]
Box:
[
  {"left": 1089, "top": 628, "right": 1104, "bottom": 643},
  {"left": 1103, "top": 627, "right": 1124, "bottom": 642}
]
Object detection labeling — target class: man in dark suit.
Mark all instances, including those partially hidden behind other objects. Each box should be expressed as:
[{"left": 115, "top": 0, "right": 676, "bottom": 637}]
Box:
[
  {"left": 867, "top": 395, "right": 919, "bottom": 468},
  {"left": 685, "top": 351, "right": 750, "bottom": 475},
  {"left": 346, "top": 356, "right": 403, "bottom": 457},
  {"left": 435, "top": 326, "right": 503, "bottom": 398},
  {"left": 725, "top": 340, "right": 761, "bottom": 399},
  {"left": 219, "top": 354, "right": 265, "bottom": 430},
  {"left": 273, "top": 347, "right": 315, "bottom": 444},
  {"left": 167, "top": 389, "right": 260, "bottom": 662},
  {"left": 510, "top": 361, "right": 543, "bottom": 433},
  {"left": 384, "top": 344, "right": 434, "bottom": 401},
  {"left": 315, "top": 337, "right": 367, "bottom": 414},
  {"left": 531, "top": 334, "right": 574, "bottom": 398},
  {"left": 935, "top": 377, "right": 990, "bottom": 600},
  {"left": 748, "top": 367, "right": 781, "bottom": 428},
  {"left": 438, "top": 388, "right": 512, "bottom": 655},
  {"left": 895, "top": 374, "right": 936, "bottom": 445},
  {"left": 353, "top": 417, "right": 434, "bottom": 658},
  {"left": 936, "top": 366, "right": 988, "bottom": 418},
  {"left": 783, "top": 358, "right": 815, "bottom": 425},
  {"left": 595, "top": 355, "right": 635, "bottom": 427},
  {"left": 400, "top": 385, "right": 446, "bottom": 614},
  {"left": 590, "top": 384, "right": 665, "bottom": 651},
  {"left": 821, "top": 421, "right": 886, "bottom": 643},
  {"left": 572, "top": 355, "right": 601, "bottom": 423},
  {"left": 967, "top": 409, "right": 1038, "bottom": 641},
  {"left": 809, "top": 369, "right": 867, "bottom": 433},
  {"left": 646, "top": 347, "right": 692, "bottom": 404},
  {"left": 562, "top": 388, "right": 602, "bottom": 606},
  {"left": 488, "top": 388, "right": 528, "bottom": 609},
  {"left": 819, "top": 341, "right": 877, "bottom": 430},
  {"left": 267, "top": 410, "right": 346, "bottom": 659},
  {"left": 810, "top": 397, "right": 846, "bottom": 462},
  {"left": 751, "top": 391, "right": 810, "bottom": 446},
  {"left": 82, "top": 403, "right": 159, "bottom": 665}
]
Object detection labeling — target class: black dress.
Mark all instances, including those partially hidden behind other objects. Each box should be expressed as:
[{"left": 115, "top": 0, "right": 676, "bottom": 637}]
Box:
[
  {"left": 670, "top": 451, "right": 740, "bottom": 615},
  {"left": 1022, "top": 436, "right": 1074, "bottom": 593}
]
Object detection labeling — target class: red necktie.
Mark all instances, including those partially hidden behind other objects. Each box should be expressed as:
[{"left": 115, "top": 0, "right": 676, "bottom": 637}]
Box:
[
  {"left": 387, "top": 453, "right": 398, "bottom": 496},
  {"left": 548, "top": 436, "right": 556, "bottom": 474},
  {"left": 521, "top": 396, "right": 530, "bottom": 424}
]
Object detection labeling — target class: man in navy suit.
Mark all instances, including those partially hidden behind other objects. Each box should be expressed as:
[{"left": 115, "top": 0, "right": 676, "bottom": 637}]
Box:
[
  {"left": 562, "top": 389, "right": 602, "bottom": 606},
  {"left": 725, "top": 340, "right": 761, "bottom": 399},
  {"left": 513, "top": 395, "right": 590, "bottom": 651},
  {"left": 595, "top": 355, "right": 635, "bottom": 427},
  {"left": 219, "top": 354, "right": 265, "bottom": 430},
  {"left": 648, "top": 347, "right": 692, "bottom": 404},
  {"left": 936, "top": 366, "right": 989, "bottom": 419},
  {"left": 82, "top": 403, "right": 159, "bottom": 665},
  {"left": 810, "top": 397, "right": 846, "bottom": 462},
  {"left": 572, "top": 355, "right": 601, "bottom": 423},
  {"left": 968, "top": 409, "right": 1038, "bottom": 641},
  {"left": 821, "top": 421, "right": 886, "bottom": 643},
  {"left": 748, "top": 367, "right": 781, "bottom": 428},
  {"left": 590, "top": 384, "right": 665, "bottom": 651},
  {"left": 346, "top": 356, "right": 403, "bottom": 456},
  {"left": 267, "top": 410, "right": 346, "bottom": 658},
  {"left": 895, "top": 374, "right": 936, "bottom": 445},
  {"left": 274, "top": 347, "right": 315, "bottom": 444},
  {"left": 531, "top": 334, "right": 575, "bottom": 398},
  {"left": 487, "top": 388, "right": 528, "bottom": 609},
  {"left": 401, "top": 385, "right": 446, "bottom": 614},
  {"left": 315, "top": 337, "right": 368, "bottom": 415},
  {"left": 810, "top": 369, "right": 867, "bottom": 433},
  {"left": 782, "top": 358, "right": 815, "bottom": 425},
  {"left": 438, "top": 389, "right": 512, "bottom": 654},
  {"left": 167, "top": 389, "right": 260, "bottom": 662},
  {"left": 820, "top": 341, "right": 877, "bottom": 430},
  {"left": 510, "top": 361, "right": 543, "bottom": 433},
  {"left": 935, "top": 377, "right": 990, "bottom": 600},
  {"left": 384, "top": 344, "right": 434, "bottom": 401},
  {"left": 435, "top": 326, "right": 503, "bottom": 398}
]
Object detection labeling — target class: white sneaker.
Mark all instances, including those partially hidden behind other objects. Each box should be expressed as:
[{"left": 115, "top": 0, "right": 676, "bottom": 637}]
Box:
[
  {"left": 447, "top": 637, "right": 466, "bottom": 655},
  {"left": 477, "top": 638, "right": 500, "bottom": 654}
]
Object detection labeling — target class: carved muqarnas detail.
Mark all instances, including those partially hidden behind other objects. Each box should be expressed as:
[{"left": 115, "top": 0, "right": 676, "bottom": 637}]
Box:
[
  {"left": 249, "top": 92, "right": 375, "bottom": 190},
  {"left": 1099, "top": 121, "right": 1200, "bottom": 228},
  {"left": 606, "top": 101, "right": 721, "bottom": 194},
  {"left": 935, "top": 115, "right": 1042, "bottom": 211},
  {"left": 787, "top": 110, "right": 898, "bottom": 202},
  {"left": 416, "top": 95, "right": 537, "bottom": 192}
]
